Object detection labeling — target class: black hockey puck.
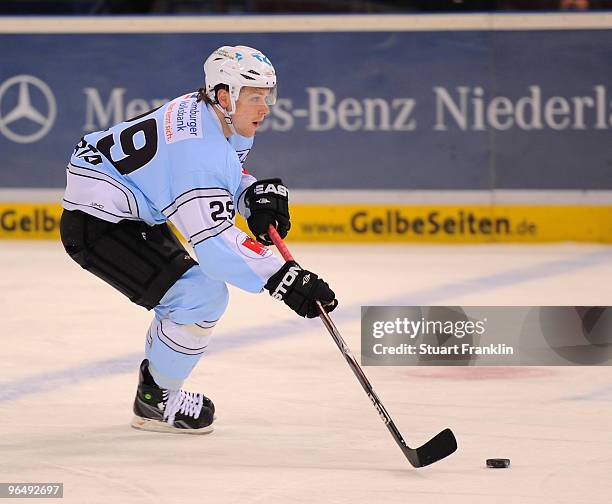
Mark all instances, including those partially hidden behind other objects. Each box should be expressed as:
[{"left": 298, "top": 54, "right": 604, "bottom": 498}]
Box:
[{"left": 486, "top": 458, "right": 510, "bottom": 468}]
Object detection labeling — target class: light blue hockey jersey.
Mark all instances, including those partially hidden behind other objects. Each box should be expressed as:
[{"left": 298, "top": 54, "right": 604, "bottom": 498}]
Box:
[{"left": 63, "top": 92, "right": 283, "bottom": 293}]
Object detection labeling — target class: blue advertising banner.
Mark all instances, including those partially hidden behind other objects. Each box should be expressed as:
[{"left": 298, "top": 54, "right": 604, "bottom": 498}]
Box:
[{"left": 0, "top": 17, "right": 611, "bottom": 190}]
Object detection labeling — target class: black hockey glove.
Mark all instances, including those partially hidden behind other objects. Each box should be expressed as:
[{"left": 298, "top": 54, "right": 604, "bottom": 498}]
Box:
[
  {"left": 265, "top": 261, "right": 338, "bottom": 319},
  {"left": 244, "top": 178, "right": 290, "bottom": 246}
]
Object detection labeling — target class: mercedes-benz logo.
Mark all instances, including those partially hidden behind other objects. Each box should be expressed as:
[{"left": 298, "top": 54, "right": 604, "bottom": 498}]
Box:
[{"left": 0, "top": 75, "right": 57, "bottom": 143}]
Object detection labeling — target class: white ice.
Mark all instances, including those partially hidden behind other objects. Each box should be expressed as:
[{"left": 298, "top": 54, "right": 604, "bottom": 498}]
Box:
[{"left": 1, "top": 241, "right": 612, "bottom": 503}]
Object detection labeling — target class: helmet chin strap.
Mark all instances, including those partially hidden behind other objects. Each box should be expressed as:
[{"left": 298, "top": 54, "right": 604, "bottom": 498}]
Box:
[{"left": 214, "top": 103, "right": 237, "bottom": 136}]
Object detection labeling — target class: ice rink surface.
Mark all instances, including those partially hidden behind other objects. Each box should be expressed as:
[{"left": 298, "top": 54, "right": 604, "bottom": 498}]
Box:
[{"left": 2, "top": 240, "right": 612, "bottom": 504}]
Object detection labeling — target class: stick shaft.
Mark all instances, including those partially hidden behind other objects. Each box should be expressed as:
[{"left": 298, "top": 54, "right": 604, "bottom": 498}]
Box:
[{"left": 266, "top": 225, "right": 414, "bottom": 459}]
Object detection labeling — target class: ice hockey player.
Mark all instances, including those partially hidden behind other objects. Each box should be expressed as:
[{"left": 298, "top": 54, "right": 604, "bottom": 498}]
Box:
[{"left": 59, "top": 45, "right": 338, "bottom": 434}]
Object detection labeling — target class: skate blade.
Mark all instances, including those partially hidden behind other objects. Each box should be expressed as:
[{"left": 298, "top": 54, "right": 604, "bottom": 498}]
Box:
[{"left": 131, "top": 416, "right": 214, "bottom": 435}]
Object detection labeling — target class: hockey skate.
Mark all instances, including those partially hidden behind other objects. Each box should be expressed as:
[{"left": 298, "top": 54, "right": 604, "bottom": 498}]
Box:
[{"left": 131, "top": 359, "right": 215, "bottom": 434}]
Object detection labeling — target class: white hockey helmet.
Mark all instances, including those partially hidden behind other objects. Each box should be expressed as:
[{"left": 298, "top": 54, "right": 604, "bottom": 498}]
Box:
[{"left": 203, "top": 45, "right": 277, "bottom": 115}]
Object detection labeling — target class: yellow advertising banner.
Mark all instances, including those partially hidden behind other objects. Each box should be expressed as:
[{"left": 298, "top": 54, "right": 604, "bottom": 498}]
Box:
[
  {"left": 288, "top": 204, "right": 612, "bottom": 243},
  {"left": 0, "top": 204, "right": 63, "bottom": 240},
  {"left": 1, "top": 203, "right": 611, "bottom": 243}
]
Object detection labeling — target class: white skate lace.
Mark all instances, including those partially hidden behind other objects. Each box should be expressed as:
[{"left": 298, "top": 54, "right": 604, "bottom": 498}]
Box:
[{"left": 162, "top": 389, "right": 204, "bottom": 425}]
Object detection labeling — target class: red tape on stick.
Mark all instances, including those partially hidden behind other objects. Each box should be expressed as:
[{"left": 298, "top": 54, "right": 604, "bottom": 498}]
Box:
[{"left": 268, "top": 224, "right": 294, "bottom": 262}]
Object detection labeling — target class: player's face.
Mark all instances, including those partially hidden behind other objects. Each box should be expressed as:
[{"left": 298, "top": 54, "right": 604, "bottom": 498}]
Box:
[{"left": 232, "top": 87, "right": 271, "bottom": 137}]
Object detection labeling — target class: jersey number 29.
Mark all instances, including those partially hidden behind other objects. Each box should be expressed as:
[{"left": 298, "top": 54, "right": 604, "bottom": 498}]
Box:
[{"left": 96, "top": 116, "right": 158, "bottom": 175}]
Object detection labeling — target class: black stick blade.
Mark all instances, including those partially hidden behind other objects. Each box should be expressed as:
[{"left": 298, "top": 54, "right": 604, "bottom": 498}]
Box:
[{"left": 405, "top": 428, "right": 458, "bottom": 468}]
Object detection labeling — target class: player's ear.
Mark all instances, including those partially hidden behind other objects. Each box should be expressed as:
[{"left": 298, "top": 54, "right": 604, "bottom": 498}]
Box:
[{"left": 217, "top": 89, "right": 231, "bottom": 112}]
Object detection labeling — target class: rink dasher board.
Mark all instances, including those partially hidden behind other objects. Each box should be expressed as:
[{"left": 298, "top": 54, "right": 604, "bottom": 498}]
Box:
[{"left": 2, "top": 10, "right": 611, "bottom": 247}]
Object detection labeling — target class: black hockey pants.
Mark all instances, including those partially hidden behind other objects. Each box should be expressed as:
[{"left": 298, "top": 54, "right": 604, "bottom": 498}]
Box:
[{"left": 59, "top": 209, "right": 197, "bottom": 310}]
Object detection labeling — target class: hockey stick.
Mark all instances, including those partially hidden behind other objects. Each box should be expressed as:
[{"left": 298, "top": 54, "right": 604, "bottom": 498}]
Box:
[{"left": 268, "top": 225, "right": 457, "bottom": 468}]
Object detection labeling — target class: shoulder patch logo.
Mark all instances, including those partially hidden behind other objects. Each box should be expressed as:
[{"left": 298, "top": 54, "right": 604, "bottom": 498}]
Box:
[{"left": 164, "top": 94, "right": 203, "bottom": 144}]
